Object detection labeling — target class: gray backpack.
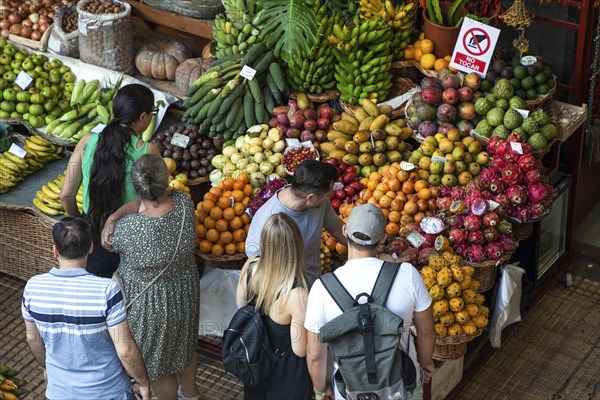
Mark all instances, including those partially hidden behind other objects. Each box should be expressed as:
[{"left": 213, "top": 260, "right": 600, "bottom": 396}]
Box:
[{"left": 318, "top": 262, "right": 417, "bottom": 400}]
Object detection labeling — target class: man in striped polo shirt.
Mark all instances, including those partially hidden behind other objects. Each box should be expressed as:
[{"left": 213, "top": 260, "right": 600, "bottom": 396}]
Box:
[{"left": 22, "top": 217, "right": 151, "bottom": 400}]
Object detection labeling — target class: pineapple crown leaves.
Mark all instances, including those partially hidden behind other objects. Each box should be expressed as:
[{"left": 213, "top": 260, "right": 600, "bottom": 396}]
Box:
[{"left": 257, "top": 0, "right": 318, "bottom": 65}]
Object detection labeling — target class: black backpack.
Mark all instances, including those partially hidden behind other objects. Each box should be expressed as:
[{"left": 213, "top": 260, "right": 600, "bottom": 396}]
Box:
[
  {"left": 318, "top": 262, "right": 417, "bottom": 400},
  {"left": 221, "top": 268, "right": 290, "bottom": 387}
]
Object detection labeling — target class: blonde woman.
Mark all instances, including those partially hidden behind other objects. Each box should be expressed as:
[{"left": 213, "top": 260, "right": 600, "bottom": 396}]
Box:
[{"left": 236, "top": 213, "right": 312, "bottom": 399}]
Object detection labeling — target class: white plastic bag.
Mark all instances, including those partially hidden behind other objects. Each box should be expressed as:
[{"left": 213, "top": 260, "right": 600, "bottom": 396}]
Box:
[
  {"left": 199, "top": 267, "right": 241, "bottom": 336},
  {"left": 489, "top": 263, "right": 525, "bottom": 348}
]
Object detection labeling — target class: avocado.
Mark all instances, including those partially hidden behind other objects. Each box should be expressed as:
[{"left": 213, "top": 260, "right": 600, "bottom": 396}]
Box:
[
  {"left": 492, "top": 60, "right": 506, "bottom": 74},
  {"left": 534, "top": 72, "right": 547, "bottom": 85},
  {"left": 509, "top": 78, "right": 521, "bottom": 90},
  {"left": 513, "top": 65, "right": 527, "bottom": 80},
  {"left": 526, "top": 64, "right": 540, "bottom": 77},
  {"left": 526, "top": 88, "right": 538, "bottom": 100},
  {"left": 500, "top": 66, "right": 514, "bottom": 79},
  {"left": 485, "top": 70, "right": 498, "bottom": 82}
]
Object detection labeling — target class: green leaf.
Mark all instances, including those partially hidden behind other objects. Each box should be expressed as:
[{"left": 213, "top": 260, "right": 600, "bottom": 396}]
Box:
[{"left": 257, "top": 0, "right": 318, "bottom": 65}]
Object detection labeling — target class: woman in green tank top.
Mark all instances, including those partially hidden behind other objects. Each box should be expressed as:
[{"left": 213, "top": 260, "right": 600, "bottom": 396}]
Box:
[{"left": 60, "top": 84, "right": 160, "bottom": 278}]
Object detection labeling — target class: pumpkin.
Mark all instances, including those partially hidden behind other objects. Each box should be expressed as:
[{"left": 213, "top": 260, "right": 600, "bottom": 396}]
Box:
[
  {"left": 135, "top": 39, "right": 192, "bottom": 81},
  {"left": 175, "top": 57, "right": 215, "bottom": 93}
]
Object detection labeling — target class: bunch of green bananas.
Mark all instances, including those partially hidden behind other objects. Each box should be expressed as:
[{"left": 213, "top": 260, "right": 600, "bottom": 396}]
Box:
[
  {"left": 0, "top": 135, "right": 62, "bottom": 195},
  {"left": 44, "top": 79, "right": 119, "bottom": 143},
  {"left": 33, "top": 171, "right": 84, "bottom": 217},
  {"left": 359, "top": 0, "right": 416, "bottom": 60},
  {"left": 285, "top": 3, "right": 340, "bottom": 94},
  {"left": 182, "top": 43, "right": 287, "bottom": 140},
  {"left": 212, "top": 14, "right": 261, "bottom": 58},
  {"left": 329, "top": 16, "right": 394, "bottom": 105}
]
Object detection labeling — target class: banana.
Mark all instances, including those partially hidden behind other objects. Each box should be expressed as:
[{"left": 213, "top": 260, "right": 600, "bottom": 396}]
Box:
[
  {"left": 36, "top": 191, "right": 64, "bottom": 210},
  {"left": 33, "top": 198, "right": 63, "bottom": 216},
  {"left": 0, "top": 170, "right": 19, "bottom": 183},
  {"left": 3, "top": 151, "right": 28, "bottom": 168},
  {"left": 0, "top": 157, "right": 21, "bottom": 175},
  {"left": 29, "top": 135, "right": 53, "bottom": 147},
  {"left": 24, "top": 138, "right": 52, "bottom": 152},
  {"left": 42, "top": 184, "right": 61, "bottom": 200},
  {"left": 0, "top": 177, "right": 16, "bottom": 188},
  {"left": 47, "top": 180, "right": 62, "bottom": 194}
]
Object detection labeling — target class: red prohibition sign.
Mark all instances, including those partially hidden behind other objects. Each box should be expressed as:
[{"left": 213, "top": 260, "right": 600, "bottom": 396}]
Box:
[{"left": 463, "top": 28, "right": 490, "bottom": 56}]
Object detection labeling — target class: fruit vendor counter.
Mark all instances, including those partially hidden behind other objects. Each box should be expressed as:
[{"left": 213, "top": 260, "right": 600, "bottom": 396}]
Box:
[{"left": 0, "top": 151, "right": 67, "bottom": 281}]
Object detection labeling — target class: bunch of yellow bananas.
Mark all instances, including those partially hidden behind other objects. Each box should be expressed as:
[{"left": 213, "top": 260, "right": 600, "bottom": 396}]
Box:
[
  {"left": 33, "top": 171, "right": 84, "bottom": 217},
  {"left": 0, "top": 363, "right": 27, "bottom": 399},
  {"left": 0, "top": 135, "right": 62, "bottom": 195}
]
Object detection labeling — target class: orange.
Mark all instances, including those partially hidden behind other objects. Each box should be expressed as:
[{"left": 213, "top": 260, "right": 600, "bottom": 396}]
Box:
[
  {"left": 386, "top": 191, "right": 397, "bottom": 200},
  {"left": 434, "top": 58, "right": 449, "bottom": 71},
  {"left": 241, "top": 213, "right": 251, "bottom": 225},
  {"left": 444, "top": 55, "right": 452, "bottom": 62},
  {"left": 418, "top": 188, "right": 432, "bottom": 200},
  {"left": 223, "top": 207, "right": 236, "bottom": 221},
  {"left": 385, "top": 222, "right": 400, "bottom": 236},
  {"left": 403, "top": 45, "right": 415, "bottom": 60},
  {"left": 379, "top": 195, "right": 392, "bottom": 209},
  {"left": 231, "top": 189, "right": 244, "bottom": 202},
  {"left": 229, "top": 216, "right": 243, "bottom": 230},
  {"left": 414, "top": 180, "right": 429, "bottom": 193},
  {"left": 414, "top": 39, "right": 422, "bottom": 50},
  {"left": 209, "top": 207, "right": 223, "bottom": 220},
  {"left": 387, "top": 178, "right": 401, "bottom": 192},
  {"left": 206, "top": 228, "right": 220, "bottom": 243},
  {"left": 203, "top": 216, "right": 216, "bottom": 229},
  {"left": 237, "top": 241, "right": 245, "bottom": 253},
  {"left": 420, "top": 53, "right": 436, "bottom": 70},
  {"left": 414, "top": 211, "right": 425, "bottom": 224},
  {"left": 400, "top": 214, "right": 413, "bottom": 226},
  {"left": 225, "top": 243, "right": 238, "bottom": 255},
  {"left": 381, "top": 209, "right": 390, "bottom": 219},
  {"left": 219, "top": 177, "right": 235, "bottom": 191},
  {"left": 430, "top": 186, "right": 440, "bottom": 198},
  {"left": 376, "top": 183, "right": 389, "bottom": 193},
  {"left": 233, "top": 180, "right": 245, "bottom": 190},
  {"left": 414, "top": 47, "right": 423, "bottom": 62},
  {"left": 388, "top": 166, "right": 400, "bottom": 177},
  {"left": 373, "top": 189, "right": 385, "bottom": 201},
  {"left": 369, "top": 171, "right": 382, "bottom": 182},
  {"left": 397, "top": 170, "right": 409, "bottom": 182},
  {"left": 401, "top": 181, "right": 414, "bottom": 194},
  {"left": 391, "top": 198, "right": 404, "bottom": 212},
  {"left": 219, "top": 231, "right": 233, "bottom": 244},
  {"left": 449, "top": 64, "right": 458, "bottom": 73},
  {"left": 209, "top": 187, "right": 223, "bottom": 197},
  {"left": 223, "top": 190, "right": 232, "bottom": 199},
  {"left": 367, "top": 180, "right": 378, "bottom": 191},
  {"left": 243, "top": 184, "right": 253, "bottom": 197},
  {"left": 203, "top": 192, "right": 218, "bottom": 203},
  {"left": 389, "top": 210, "right": 401, "bottom": 223},
  {"left": 217, "top": 196, "right": 232, "bottom": 209},
  {"left": 201, "top": 200, "right": 215, "bottom": 213},
  {"left": 242, "top": 197, "right": 250, "bottom": 207},
  {"left": 211, "top": 244, "right": 224, "bottom": 257},
  {"left": 367, "top": 197, "right": 379, "bottom": 205},
  {"left": 362, "top": 189, "right": 373, "bottom": 201},
  {"left": 215, "top": 219, "right": 229, "bottom": 232},
  {"left": 195, "top": 209, "right": 208, "bottom": 222},
  {"left": 196, "top": 224, "right": 207, "bottom": 239},
  {"left": 233, "top": 228, "right": 246, "bottom": 242},
  {"left": 244, "top": 223, "right": 250, "bottom": 234},
  {"left": 404, "top": 202, "right": 417, "bottom": 215},
  {"left": 419, "top": 39, "right": 434, "bottom": 54},
  {"left": 233, "top": 202, "right": 245, "bottom": 216},
  {"left": 380, "top": 165, "right": 391, "bottom": 176},
  {"left": 199, "top": 240, "right": 213, "bottom": 253},
  {"left": 237, "top": 172, "right": 250, "bottom": 184}
]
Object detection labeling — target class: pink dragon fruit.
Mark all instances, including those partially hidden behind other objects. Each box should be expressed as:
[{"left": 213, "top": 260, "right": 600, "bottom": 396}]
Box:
[
  {"left": 488, "top": 158, "right": 506, "bottom": 174},
  {"left": 504, "top": 150, "right": 520, "bottom": 164},
  {"left": 493, "top": 193, "right": 510, "bottom": 209},
  {"left": 485, "top": 242, "right": 504, "bottom": 260},
  {"left": 464, "top": 214, "right": 482, "bottom": 231},
  {"left": 400, "top": 247, "right": 419, "bottom": 265},
  {"left": 451, "top": 186, "right": 466, "bottom": 200},
  {"left": 518, "top": 154, "right": 536, "bottom": 172},
  {"left": 470, "top": 197, "right": 488, "bottom": 215},
  {"left": 478, "top": 167, "right": 498, "bottom": 185},
  {"left": 507, "top": 133, "right": 522, "bottom": 143},
  {"left": 502, "top": 164, "right": 523, "bottom": 185},
  {"left": 436, "top": 197, "right": 453, "bottom": 210},
  {"left": 449, "top": 228, "right": 467, "bottom": 244},
  {"left": 481, "top": 190, "right": 493, "bottom": 200},
  {"left": 506, "top": 185, "right": 527, "bottom": 205},
  {"left": 455, "top": 242, "right": 470, "bottom": 258},
  {"left": 500, "top": 235, "right": 518, "bottom": 252},
  {"left": 483, "top": 226, "right": 500, "bottom": 242},
  {"left": 524, "top": 169, "right": 543, "bottom": 184},
  {"left": 498, "top": 220, "right": 514, "bottom": 235},
  {"left": 533, "top": 159, "right": 543, "bottom": 170},
  {"left": 482, "top": 212, "right": 500, "bottom": 227},
  {"left": 494, "top": 140, "right": 512, "bottom": 159},
  {"left": 468, "top": 244, "right": 487, "bottom": 262},
  {"left": 465, "top": 180, "right": 483, "bottom": 195},
  {"left": 488, "top": 178, "right": 507, "bottom": 194},
  {"left": 522, "top": 142, "right": 533, "bottom": 154},
  {"left": 487, "top": 137, "right": 503, "bottom": 156},
  {"left": 439, "top": 186, "right": 452, "bottom": 197},
  {"left": 446, "top": 215, "right": 465, "bottom": 229},
  {"left": 544, "top": 183, "right": 554, "bottom": 198},
  {"left": 528, "top": 183, "right": 548, "bottom": 203},
  {"left": 529, "top": 202, "right": 547, "bottom": 219},
  {"left": 514, "top": 204, "right": 531, "bottom": 222},
  {"left": 468, "top": 231, "right": 485, "bottom": 244},
  {"left": 421, "top": 234, "right": 436, "bottom": 249}
]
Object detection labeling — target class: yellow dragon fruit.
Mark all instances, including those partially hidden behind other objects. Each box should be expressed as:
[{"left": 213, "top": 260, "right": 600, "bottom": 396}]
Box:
[
  {"left": 448, "top": 323, "right": 464, "bottom": 337},
  {"left": 469, "top": 279, "right": 481, "bottom": 292},
  {"left": 428, "top": 255, "right": 447, "bottom": 270},
  {"left": 454, "top": 310, "right": 470, "bottom": 324},
  {"left": 478, "top": 305, "right": 490, "bottom": 317},
  {"left": 449, "top": 297, "right": 464, "bottom": 312},
  {"left": 420, "top": 266, "right": 437, "bottom": 280},
  {"left": 434, "top": 313, "right": 441, "bottom": 322},
  {"left": 450, "top": 265, "right": 464, "bottom": 282},
  {"left": 436, "top": 267, "right": 453, "bottom": 288},
  {"left": 443, "top": 252, "right": 462, "bottom": 266},
  {"left": 460, "top": 275, "right": 472, "bottom": 290},
  {"left": 465, "top": 304, "right": 480, "bottom": 318},
  {"left": 423, "top": 276, "right": 437, "bottom": 290},
  {"left": 433, "top": 300, "right": 449, "bottom": 316},
  {"left": 462, "top": 289, "right": 477, "bottom": 304},
  {"left": 462, "top": 321, "right": 478, "bottom": 335},
  {"left": 462, "top": 265, "right": 475, "bottom": 276},
  {"left": 446, "top": 282, "right": 462, "bottom": 298},
  {"left": 428, "top": 285, "right": 445, "bottom": 301},
  {"left": 435, "top": 322, "right": 448, "bottom": 338},
  {"left": 440, "top": 312, "right": 455, "bottom": 327},
  {"left": 472, "top": 315, "right": 488, "bottom": 329},
  {"left": 474, "top": 293, "right": 485, "bottom": 306}
]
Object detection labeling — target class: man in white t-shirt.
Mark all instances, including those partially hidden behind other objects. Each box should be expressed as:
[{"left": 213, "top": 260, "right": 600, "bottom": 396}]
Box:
[
  {"left": 305, "top": 204, "right": 436, "bottom": 400},
  {"left": 245, "top": 160, "right": 346, "bottom": 287}
]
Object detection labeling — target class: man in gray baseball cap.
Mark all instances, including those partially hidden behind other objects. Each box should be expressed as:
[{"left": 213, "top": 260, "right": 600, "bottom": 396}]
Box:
[{"left": 305, "top": 204, "right": 436, "bottom": 400}]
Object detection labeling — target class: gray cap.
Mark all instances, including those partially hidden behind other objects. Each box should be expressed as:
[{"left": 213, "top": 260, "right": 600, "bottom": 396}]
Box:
[{"left": 346, "top": 204, "right": 386, "bottom": 246}]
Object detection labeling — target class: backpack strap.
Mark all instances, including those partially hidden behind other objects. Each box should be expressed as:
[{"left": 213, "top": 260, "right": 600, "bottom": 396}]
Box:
[
  {"left": 371, "top": 261, "right": 401, "bottom": 306},
  {"left": 320, "top": 272, "right": 355, "bottom": 313}
]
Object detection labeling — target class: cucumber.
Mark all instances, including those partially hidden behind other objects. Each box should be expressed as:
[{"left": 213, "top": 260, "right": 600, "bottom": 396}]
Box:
[
  {"left": 268, "top": 62, "right": 287, "bottom": 93},
  {"left": 263, "top": 85, "right": 275, "bottom": 117},
  {"left": 266, "top": 74, "right": 282, "bottom": 105},
  {"left": 243, "top": 87, "right": 257, "bottom": 128},
  {"left": 225, "top": 98, "right": 243, "bottom": 129},
  {"left": 219, "top": 83, "right": 246, "bottom": 115},
  {"left": 207, "top": 94, "right": 226, "bottom": 120},
  {"left": 254, "top": 100, "right": 266, "bottom": 123},
  {"left": 252, "top": 51, "right": 275, "bottom": 75},
  {"left": 242, "top": 43, "right": 267, "bottom": 67}
]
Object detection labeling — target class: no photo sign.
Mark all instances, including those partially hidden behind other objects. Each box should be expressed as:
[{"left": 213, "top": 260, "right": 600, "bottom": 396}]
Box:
[{"left": 450, "top": 17, "right": 500, "bottom": 77}]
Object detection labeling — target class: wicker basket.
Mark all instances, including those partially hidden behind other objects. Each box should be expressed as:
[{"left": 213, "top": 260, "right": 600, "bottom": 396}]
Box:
[
  {"left": 288, "top": 89, "right": 341, "bottom": 103},
  {"left": 524, "top": 77, "right": 557, "bottom": 111},
  {"left": 391, "top": 60, "right": 418, "bottom": 80},
  {"left": 0, "top": 207, "right": 57, "bottom": 281},
  {"left": 195, "top": 250, "right": 247, "bottom": 270},
  {"left": 466, "top": 254, "right": 511, "bottom": 292},
  {"left": 470, "top": 130, "right": 489, "bottom": 147},
  {"left": 414, "top": 62, "right": 437, "bottom": 78},
  {"left": 532, "top": 139, "right": 557, "bottom": 160},
  {"left": 340, "top": 78, "right": 417, "bottom": 118},
  {"left": 8, "top": 23, "right": 53, "bottom": 51},
  {"left": 513, "top": 221, "right": 534, "bottom": 241},
  {"left": 411, "top": 326, "right": 482, "bottom": 361}
]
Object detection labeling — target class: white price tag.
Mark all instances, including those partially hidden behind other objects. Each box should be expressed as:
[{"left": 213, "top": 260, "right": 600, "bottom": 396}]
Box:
[
  {"left": 510, "top": 142, "right": 523, "bottom": 154},
  {"left": 240, "top": 65, "right": 257, "bottom": 81},
  {"left": 91, "top": 123, "right": 106, "bottom": 134},
  {"left": 378, "top": 87, "right": 420, "bottom": 109},
  {"left": 171, "top": 133, "right": 190, "bottom": 149},
  {"left": 487, "top": 200, "right": 500, "bottom": 210},
  {"left": 400, "top": 161, "right": 415, "bottom": 171},
  {"left": 8, "top": 143, "right": 27, "bottom": 159},
  {"left": 520, "top": 56, "right": 537, "bottom": 66},
  {"left": 333, "top": 182, "right": 344, "bottom": 191},
  {"left": 285, "top": 138, "right": 300, "bottom": 147},
  {"left": 406, "top": 230, "right": 426, "bottom": 248},
  {"left": 431, "top": 156, "right": 447, "bottom": 164},
  {"left": 14, "top": 71, "right": 33, "bottom": 90},
  {"left": 516, "top": 108, "right": 529, "bottom": 118},
  {"left": 78, "top": 20, "right": 88, "bottom": 35}
]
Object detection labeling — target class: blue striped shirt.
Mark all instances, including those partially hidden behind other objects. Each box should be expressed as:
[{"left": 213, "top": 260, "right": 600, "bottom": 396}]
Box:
[{"left": 22, "top": 267, "right": 132, "bottom": 400}]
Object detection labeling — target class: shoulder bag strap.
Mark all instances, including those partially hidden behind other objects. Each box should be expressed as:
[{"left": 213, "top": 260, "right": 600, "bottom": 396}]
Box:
[
  {"left": 371, "top": 261, "right": 401, "bottom": 306},
  {"left": 126, "top": 196, "right": 187, "bottom": 310},
  {"left": 319, "top": 272, "right": 355, "bottom": 313}
]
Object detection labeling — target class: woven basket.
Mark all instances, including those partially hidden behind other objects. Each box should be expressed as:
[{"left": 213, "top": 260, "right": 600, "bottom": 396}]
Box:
[
  {"left": 513, "top": 221, "right": 534, "bottom": 241},
  {"left": 391, "top": 60, "right": 418, "bottom": 80},
  {"left": 8, "top": 23, "right": 53, "bottom": 51},
  {"left": 411, "top": 326, "right": 482, "bottom": 361},
  {"left": 288, "top": 89, "right": 341, "bottom": 103},
  {"left": 414, "top": 62, "right": 437, "bottom": 78},
  {"left": 141, "top": 0, "right": 224, "bottom": 19},
  {"left": 195, "top": 250, "right": 247, "bottom": 270},
  {"left": 470, "top": 130, "right": 489, "bottom": 147},
  {"left": 532, "top": 139, "right": 556, "bottom": 160},
  {"left": 524, "top": 79, "right": 556, "bottom": 112},
  {"left": 0, "top": 208, "right": 57, "bottom": 281},
  {"left": 466, "top": 254, "right": 511, "bottom": 292}
]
